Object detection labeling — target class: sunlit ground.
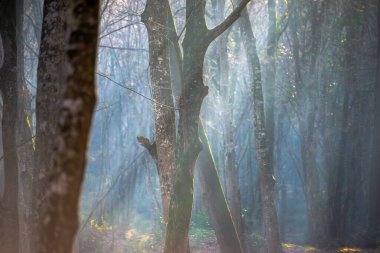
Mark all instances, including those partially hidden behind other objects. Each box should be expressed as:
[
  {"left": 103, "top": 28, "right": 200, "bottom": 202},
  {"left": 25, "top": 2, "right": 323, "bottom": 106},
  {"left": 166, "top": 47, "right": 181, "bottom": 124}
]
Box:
[
  {"left": 78, "top": 222, "right": 377, "bottom": 253},
  {"left": 283, "top": 243, "right": 366, "bottom": 253}
]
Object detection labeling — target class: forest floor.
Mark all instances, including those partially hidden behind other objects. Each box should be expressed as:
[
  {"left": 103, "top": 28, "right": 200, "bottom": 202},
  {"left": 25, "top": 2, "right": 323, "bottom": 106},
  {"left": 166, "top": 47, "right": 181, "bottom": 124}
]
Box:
[
  {"left": 135, "top": 232, "right": 378, "bottom": 253},
  {"left": 80, "top": 225, "right": 379, "bottom": 253}
]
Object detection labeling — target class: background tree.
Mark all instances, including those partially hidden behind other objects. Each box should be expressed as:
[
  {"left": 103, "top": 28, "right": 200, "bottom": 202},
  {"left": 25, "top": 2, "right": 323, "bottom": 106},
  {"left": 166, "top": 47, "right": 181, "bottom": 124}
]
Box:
[{"left": 0, "top": 1, "right": 20, "bottom": 252}]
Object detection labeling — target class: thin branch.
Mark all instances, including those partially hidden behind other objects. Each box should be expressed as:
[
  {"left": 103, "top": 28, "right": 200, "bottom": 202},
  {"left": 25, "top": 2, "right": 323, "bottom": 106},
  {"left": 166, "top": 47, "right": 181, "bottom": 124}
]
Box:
[
  {"left": 95, "top": 100, "right": 119, "bottom": 112},
  {"left": 99, "top": 22, "right": 142, "bottom": 40},
  {"left": 97, "top": 72, "right": 179, "bottom": 110},
  {"left": 98, "top": 45, "right": 148, "bottom": 52}
]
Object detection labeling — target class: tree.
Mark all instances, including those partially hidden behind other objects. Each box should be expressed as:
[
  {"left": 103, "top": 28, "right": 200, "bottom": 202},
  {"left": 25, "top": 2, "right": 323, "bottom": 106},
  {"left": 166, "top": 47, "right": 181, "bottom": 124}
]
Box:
[
  {"left": 35, "top": 0, "right": 100, "bottom": 252},
  {"left": 287, "top": 0, "right": 327, "bottom": 245},
  {"left": 368, "top": 0, "right": 380, "bottom": 246},
  {"left": 239, "top": 6, "right": 282, "bottom": 253},
  {"left": 197, "top": 122, "right": 244, "bottom": 253},
  {"left": 163, "top": 0, "right": 251, "bottom": 251},
  {"left": 140, "top": 0, "right": 176, "bottom": 224},
  {"left": 140, "top": 1, "right": 244, "bottom": 251},
  {"left": 0, "top": 1, "right": 20, "bottom": 252},
  {"left": 264, "top": 0, "right": 276, "bottom": 168},
  {"left": 32, "top": 0, "right": 67, "bottom": 251}
]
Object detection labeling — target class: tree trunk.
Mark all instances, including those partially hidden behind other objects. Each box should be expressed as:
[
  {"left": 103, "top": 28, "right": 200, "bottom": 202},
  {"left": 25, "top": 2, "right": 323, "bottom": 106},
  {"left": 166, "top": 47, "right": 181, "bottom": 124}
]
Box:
[
  {"left": 16, "top": 1, "right": 36, "bottom": 252},
  {"left": 264, "top": 0, "right": 276, "bottom": 166},
  {"left": 327, "top": 22, "right": 355, "bottom": 245},
  {"left": 140, "top": 0, "right": 176, "bottom": 224},
  {"left": 198, "top": 122, "right": 244, "bottom": 253},
  {"left": 35, "top": 1, "right": 100, "bottom": 252},
  {"left": 368, "top": 0, "right": 380, "bottom": 246},
  {"left": 32, "top": 0, "right": 68, "bottom": 251},
  {"left": 288, "top": 0, "right": 327, "bottom": 245},
  {"left": 0, "top": 1, "right": 20, "bottom": 252},
  {"left": 213, "top": 2, "right": 244, "bottom": 242},
  {"left": 239, "top": 7, "right": 282, "bottom": 253}
]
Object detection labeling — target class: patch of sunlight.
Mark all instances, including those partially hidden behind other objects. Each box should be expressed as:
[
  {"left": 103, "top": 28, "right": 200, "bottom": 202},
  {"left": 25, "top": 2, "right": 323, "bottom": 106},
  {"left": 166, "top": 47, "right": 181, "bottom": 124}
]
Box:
[
  {"left": 90, "top": 219, "right": 112, "bottom": 232},
  {"left": 282, "top": 243, "right": 319, "bottom": 252},
  {"left": 139, "top": 234, "right": 151, "bottom": 244},
  {"left": 338, "top": 248, "right": 361, "bottom": 252},
  {"left": 282, "top": 243, "right": 297, "bottom": 248},
  {"left": 304, "top": 246, "right": 318, "bottom": 251},
  {"left": 125, "top": 228, "right": 137, "bottom": 240}
]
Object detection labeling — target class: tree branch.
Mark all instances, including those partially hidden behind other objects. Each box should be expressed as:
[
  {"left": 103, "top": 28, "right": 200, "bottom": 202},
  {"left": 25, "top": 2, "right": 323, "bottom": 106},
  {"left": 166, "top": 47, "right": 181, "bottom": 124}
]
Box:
[
  {"left": 206, "top": 0, "right": 251, "bottom": 43},
  {"left": 136, "top": 136, "right": 157, "bottom": 161}
]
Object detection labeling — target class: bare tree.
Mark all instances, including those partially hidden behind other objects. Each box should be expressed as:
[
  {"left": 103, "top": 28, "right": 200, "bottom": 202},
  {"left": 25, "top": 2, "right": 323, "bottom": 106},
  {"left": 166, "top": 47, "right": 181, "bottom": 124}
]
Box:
[{"left": 140, "top": 1, "right": 244, "bottom": 251}]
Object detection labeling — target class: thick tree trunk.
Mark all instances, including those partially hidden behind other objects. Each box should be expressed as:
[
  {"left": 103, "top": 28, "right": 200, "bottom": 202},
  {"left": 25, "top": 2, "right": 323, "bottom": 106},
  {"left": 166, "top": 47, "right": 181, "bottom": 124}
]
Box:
[
  {"left": 239, "top": 7, "right": 282, "bottom": 253},
  {"left": 0, "top": 1, "right": 20, "bottom": 252},
  {"left": 35, "top": 1, "right": 100, "bottom": 253},
  {"left": 141, "top": 0, "right": 176, "bottom": 224},
  {"left": 32, "top": 1, "right": 67, "bottom": 251}
]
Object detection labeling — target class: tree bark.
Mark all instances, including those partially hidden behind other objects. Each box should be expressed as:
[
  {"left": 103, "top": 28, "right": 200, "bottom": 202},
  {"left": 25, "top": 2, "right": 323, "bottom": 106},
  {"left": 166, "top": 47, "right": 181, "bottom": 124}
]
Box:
[
  {"left": 0, "top": 1, "right": 20, "bottom": 252},
  {"left": 35, "top": 1, "right": 100, "bottom": 252},
  {"left": 32, "top": 0, "right": 68, "bottom": 251},
  {"left": 141, "top": 0, "right": 176, "bottom": 224},
  {"left": 368, "top": 0, "right": 380, "bottom": 246}
]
